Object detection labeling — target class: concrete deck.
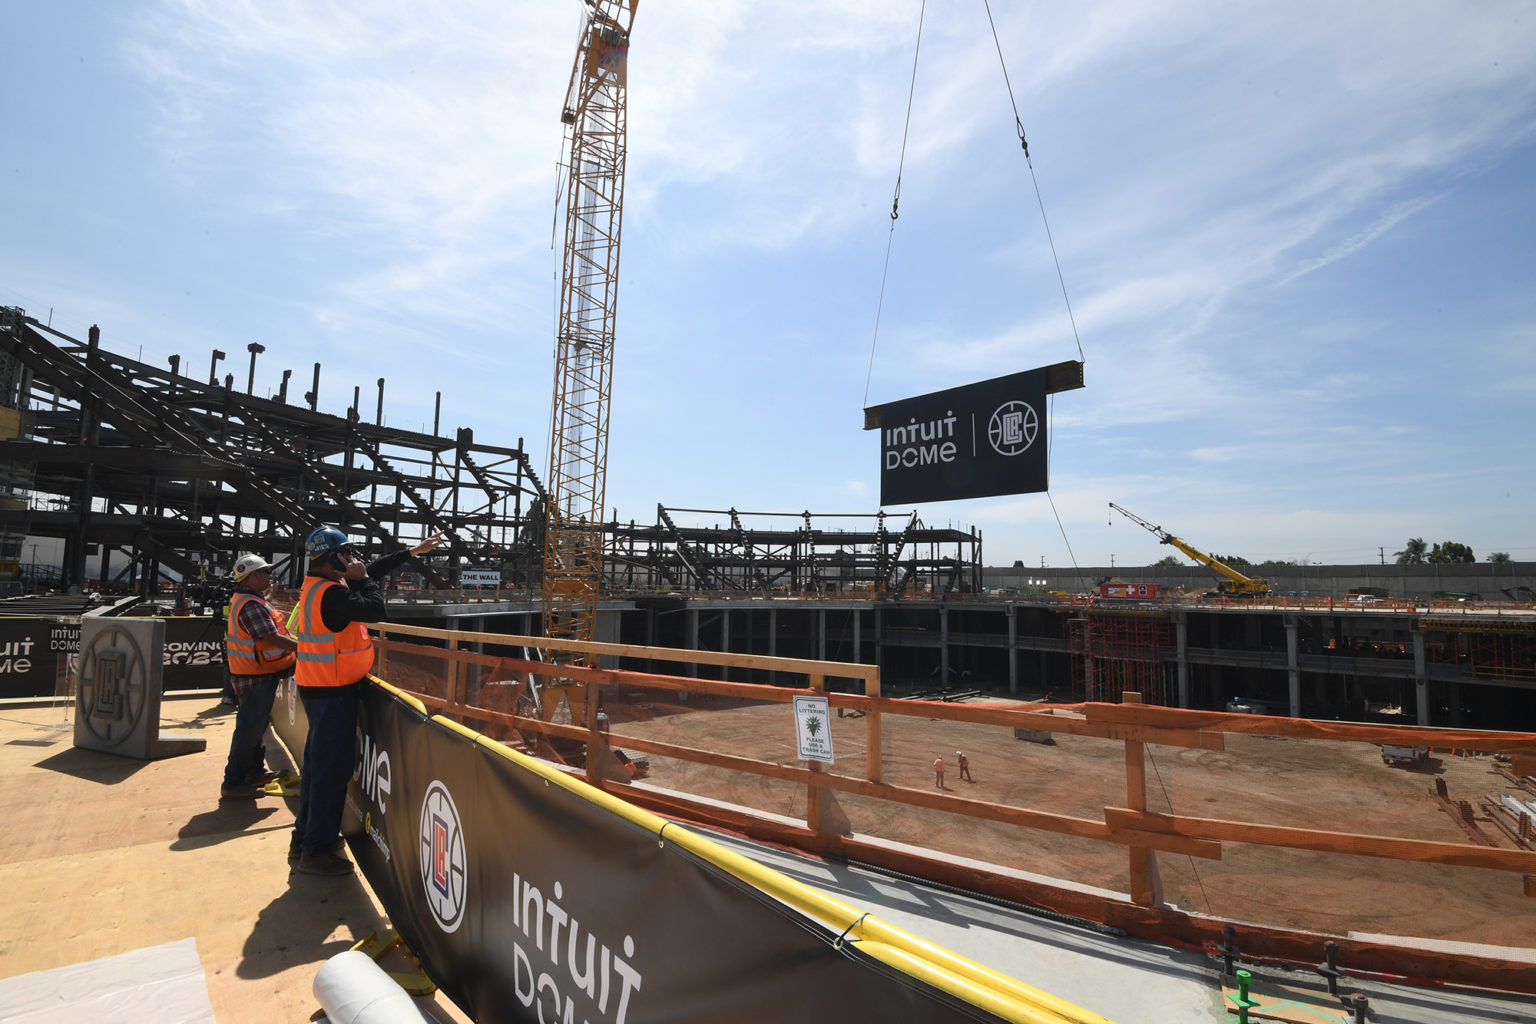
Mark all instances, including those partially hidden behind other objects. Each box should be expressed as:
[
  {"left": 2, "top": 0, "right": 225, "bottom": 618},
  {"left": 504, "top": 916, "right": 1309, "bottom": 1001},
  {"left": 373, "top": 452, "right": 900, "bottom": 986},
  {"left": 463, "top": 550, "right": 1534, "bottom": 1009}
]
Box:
[{"left": 0, "top": 696, "right": 466, "bottom": 1024}]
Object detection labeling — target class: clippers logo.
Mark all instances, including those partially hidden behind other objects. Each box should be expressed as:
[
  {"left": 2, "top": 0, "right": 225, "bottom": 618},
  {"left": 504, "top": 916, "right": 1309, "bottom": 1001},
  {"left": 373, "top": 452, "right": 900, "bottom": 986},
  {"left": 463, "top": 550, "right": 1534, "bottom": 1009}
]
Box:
[
  {"left": 419, "top": 781, "right": 466, "bottom": 933},
  {"left": 988, "top": 400, "right": 1038, "bottom": 456},
  {"left": 78, "top": 627, "right": 147, "bottom": 746}
]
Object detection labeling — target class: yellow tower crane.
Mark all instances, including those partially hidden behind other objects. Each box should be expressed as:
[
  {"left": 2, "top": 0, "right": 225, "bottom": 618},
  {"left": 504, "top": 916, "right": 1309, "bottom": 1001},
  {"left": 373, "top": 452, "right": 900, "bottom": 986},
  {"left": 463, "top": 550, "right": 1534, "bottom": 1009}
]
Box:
[{"left": 543, "top": 0, "right": 637, "bottom": 664}]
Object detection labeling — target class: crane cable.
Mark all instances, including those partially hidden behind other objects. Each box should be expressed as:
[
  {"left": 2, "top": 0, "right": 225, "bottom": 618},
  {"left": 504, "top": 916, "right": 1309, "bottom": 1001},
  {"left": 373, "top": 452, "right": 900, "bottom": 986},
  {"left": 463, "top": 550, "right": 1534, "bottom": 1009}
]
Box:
[
  {"left": 862, "top": 0, "right": 926, "bottom": 410},
  {"left": 982, "top": 0, "right": 1084, "bottom": 367},
  {"left": 982, "top": 0, "right": 1090, "bottom": 587},
  {"left": 863, "top": 3, "right": 1090, "bottom": 589}
]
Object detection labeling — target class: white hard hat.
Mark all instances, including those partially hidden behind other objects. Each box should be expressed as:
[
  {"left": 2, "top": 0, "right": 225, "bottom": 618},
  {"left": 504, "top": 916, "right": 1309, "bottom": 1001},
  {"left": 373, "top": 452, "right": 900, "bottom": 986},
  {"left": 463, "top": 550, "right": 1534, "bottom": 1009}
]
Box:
[
  {"left": 957, "top": 751, "right": 963, "bottom": 757},
  {"left": 232, "top": 553, "right": 275, "bottom": 581}
]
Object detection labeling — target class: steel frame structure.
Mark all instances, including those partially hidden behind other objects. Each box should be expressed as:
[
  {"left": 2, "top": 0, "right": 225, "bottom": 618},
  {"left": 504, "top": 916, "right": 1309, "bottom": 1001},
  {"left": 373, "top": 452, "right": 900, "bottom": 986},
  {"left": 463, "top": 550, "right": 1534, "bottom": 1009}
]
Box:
[
  {"left": 601, "top": 506, "right": 984, "bottom": 595},
  {"left": 0, "top": 309, "right": 544, "bottom": 592},
  {"left": 0, "top": 307, "right": 989, "bottom": 600}
]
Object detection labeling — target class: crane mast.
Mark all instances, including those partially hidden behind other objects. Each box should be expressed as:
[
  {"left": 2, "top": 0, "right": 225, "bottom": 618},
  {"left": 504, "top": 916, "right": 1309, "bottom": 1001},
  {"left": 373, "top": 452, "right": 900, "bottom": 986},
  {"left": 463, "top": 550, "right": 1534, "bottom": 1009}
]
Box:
[
  {"left": 1108, "top": 502, "right": 1271, "bottom": 596},
  {"left": 543, "top": 1, "right": 636, "bottom": 657}
]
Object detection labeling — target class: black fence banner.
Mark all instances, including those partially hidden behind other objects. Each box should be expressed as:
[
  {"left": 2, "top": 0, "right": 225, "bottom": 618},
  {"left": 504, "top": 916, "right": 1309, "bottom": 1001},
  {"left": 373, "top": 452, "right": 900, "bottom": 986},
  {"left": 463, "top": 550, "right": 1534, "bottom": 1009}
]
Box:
[
  {"left": 878, "top": 367, "right": 1048, "bottom": 505},
  {"left": 0, "top": 616, "right": 63, "bottom": 699},
  {"left": 0, "top": 614, "right": 227, "bottom": 699},
  {"left": 344, "top": 683, "right": 1031, "bottom": 1023},
  {"left": 270, "top": 673, "right": 309, "bottom": 763},
  {"left": 162, "top": 615, "right": 228, "bottom": 690}
]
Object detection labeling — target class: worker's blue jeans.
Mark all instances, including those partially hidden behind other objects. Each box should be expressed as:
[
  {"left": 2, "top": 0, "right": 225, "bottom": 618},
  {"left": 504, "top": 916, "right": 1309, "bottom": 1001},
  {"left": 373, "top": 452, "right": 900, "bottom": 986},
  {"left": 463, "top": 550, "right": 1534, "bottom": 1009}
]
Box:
[
  {"left": 292, "top": 682, "right": 360, "bottom": 855},
  {"left": 221, "top": 672, "right": 284, "bottom": 788}
]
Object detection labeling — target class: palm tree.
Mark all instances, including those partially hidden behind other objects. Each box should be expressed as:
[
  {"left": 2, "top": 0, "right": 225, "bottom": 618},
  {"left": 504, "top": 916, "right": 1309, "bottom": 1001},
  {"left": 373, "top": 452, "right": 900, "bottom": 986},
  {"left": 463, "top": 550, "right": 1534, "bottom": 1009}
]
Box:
[{"left": 1394, "top": 538, "right": 1427, "bottom": 565}]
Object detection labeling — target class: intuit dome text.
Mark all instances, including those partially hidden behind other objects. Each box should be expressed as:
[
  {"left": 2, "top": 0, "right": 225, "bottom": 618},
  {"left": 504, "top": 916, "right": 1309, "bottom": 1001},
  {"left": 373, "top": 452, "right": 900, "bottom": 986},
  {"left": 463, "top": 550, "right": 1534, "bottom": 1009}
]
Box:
[{"left": 876, "top": 366, "right": 1049, "bottom": 505}]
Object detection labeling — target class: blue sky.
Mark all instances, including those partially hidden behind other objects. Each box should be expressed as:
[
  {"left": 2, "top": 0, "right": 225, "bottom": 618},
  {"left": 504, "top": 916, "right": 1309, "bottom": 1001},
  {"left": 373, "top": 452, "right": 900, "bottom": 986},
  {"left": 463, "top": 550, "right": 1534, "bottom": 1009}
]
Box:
[{"left": 3, "top": 1, "right": 1533, "bottom": 570}]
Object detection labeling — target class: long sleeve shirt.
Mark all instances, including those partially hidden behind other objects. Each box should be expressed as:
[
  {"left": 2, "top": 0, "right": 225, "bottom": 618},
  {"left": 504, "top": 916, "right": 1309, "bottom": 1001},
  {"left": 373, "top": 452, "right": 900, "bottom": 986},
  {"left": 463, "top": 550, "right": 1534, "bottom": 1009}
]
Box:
[{"left": 313, "top": 548, "right": 415, "bottom": 633}]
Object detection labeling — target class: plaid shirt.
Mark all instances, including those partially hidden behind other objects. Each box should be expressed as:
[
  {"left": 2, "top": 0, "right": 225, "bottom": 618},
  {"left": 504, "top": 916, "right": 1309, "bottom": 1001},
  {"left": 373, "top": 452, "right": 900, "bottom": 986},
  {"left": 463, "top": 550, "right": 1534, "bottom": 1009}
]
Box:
[{"left": 229, "top": 589, "right": 291, "bottom": 697}]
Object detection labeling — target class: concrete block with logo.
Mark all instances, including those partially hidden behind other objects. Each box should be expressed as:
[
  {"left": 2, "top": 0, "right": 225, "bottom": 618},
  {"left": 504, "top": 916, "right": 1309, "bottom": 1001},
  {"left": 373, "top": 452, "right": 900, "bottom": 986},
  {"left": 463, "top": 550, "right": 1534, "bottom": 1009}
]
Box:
[{"left": 73, "top": 619, "right": 205, "bottom": 760}]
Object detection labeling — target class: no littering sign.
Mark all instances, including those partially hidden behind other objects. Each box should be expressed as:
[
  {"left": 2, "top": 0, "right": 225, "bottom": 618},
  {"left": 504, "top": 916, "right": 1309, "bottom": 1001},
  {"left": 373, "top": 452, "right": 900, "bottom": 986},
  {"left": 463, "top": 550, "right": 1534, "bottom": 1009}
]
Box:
[{"left": 793, "top": 695, "right": 834, "bottom": 764}]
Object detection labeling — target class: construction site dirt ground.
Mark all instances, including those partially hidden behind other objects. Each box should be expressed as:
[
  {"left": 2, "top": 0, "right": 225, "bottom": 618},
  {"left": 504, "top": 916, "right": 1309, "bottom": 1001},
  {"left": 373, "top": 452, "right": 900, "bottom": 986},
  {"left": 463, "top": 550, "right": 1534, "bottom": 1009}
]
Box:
[{"left": 598, "top": 692, "right": 1536, "bottom": 949}]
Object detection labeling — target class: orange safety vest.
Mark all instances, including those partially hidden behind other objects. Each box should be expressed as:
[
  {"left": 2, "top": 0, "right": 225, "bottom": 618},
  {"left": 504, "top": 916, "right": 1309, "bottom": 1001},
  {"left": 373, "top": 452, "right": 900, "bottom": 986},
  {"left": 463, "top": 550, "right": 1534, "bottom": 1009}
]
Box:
[
  {"left": 225, "top": 592, "right": 296, "bottom": 675},
  {"left": 294, "top": 576, "right": 374, "bottom": 687}
]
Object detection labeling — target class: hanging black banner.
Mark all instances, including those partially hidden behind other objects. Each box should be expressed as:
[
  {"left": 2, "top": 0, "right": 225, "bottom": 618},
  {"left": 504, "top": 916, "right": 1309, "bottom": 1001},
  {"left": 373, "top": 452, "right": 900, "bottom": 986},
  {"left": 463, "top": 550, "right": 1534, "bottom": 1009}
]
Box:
[
  {"left": 345, "top": 685, "right": 1014, "bottom": 1023},
  {"left": 875, "top": 366, "right": 1049, "bottom": 505}
]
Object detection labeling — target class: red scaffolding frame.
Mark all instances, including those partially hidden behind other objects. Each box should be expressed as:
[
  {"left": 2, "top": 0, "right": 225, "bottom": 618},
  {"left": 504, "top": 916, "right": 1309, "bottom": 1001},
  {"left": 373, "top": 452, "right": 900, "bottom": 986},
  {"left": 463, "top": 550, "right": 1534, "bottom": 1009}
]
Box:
[{"left": 1068, "top": 611, "right": 1173, "bottom": 705}]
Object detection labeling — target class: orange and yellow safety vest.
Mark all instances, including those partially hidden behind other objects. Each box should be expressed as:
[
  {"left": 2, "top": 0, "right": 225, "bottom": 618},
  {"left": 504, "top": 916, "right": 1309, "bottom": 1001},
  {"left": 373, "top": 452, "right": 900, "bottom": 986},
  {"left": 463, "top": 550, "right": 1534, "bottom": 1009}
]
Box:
[
  {"left": 294, "top": 576, "right": 374, "bottom": 687},
  {"left": 225, "top": 592, "right": 296, "bottom": 675}
]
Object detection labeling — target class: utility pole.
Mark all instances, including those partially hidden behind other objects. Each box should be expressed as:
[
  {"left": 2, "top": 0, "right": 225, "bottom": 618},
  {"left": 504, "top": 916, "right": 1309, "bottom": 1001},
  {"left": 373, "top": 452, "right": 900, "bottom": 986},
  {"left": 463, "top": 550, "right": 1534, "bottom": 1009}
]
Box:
[{"left": 1379, "top": 546, "right": 1385, "bottom": 565}]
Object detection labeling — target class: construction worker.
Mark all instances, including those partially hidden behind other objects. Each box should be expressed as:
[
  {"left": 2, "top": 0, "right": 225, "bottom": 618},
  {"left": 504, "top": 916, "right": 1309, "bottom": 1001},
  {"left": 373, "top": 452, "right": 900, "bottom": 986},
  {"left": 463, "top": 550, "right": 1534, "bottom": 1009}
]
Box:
[
  {"left": 218, "top": 554, "right": 295, "bottom": 799},
  {"left": 934, "top": 755, "right": 945, "bottom": 788},
  {"left": 957, "top": 750, "right": 972, "bottom": 782},
  {"left": 290, "top": 526, "right": 443, "bottom": 876}
]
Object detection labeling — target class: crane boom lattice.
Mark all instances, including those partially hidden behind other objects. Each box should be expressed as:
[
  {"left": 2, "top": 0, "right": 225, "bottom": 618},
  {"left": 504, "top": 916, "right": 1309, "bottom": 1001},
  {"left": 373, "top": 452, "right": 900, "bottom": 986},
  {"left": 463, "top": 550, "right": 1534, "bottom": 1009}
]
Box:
[{"left": 543, "top": 1, "right": 636, "bottom": 658}]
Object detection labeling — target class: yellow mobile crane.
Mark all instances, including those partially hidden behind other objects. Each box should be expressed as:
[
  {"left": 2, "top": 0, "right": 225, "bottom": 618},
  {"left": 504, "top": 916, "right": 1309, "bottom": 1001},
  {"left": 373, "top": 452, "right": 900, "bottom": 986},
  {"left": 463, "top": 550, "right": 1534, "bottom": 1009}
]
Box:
[{"left": 1108, "top": 502, "right": 1272, "bottom": 597}]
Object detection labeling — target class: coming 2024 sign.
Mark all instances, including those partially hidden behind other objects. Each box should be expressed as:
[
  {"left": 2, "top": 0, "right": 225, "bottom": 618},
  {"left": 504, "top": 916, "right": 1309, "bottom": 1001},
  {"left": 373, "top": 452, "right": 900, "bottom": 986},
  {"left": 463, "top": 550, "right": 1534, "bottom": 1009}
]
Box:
[{"left": 867, "top": 362, "right": 1082, "bottom": 506}]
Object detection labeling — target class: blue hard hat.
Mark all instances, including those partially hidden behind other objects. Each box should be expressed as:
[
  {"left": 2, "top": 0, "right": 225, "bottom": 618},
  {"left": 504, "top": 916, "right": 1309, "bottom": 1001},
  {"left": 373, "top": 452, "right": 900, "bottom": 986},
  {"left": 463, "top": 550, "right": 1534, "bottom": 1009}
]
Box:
[{"left": 305, "top": 526, "right": 351, "bottom": 560}]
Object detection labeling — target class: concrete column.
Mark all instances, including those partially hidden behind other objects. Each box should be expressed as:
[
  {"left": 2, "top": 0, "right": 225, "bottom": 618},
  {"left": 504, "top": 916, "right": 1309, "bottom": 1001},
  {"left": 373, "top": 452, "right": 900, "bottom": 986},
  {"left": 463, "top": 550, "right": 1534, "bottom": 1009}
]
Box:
[
  {"left": 940, "top": 605, "right": 950, "bottom": 689},
  {"left": 1175, "top": 612, "right": 1190, "bottom": 708},
  {"left": 721, "top": 608, "right": 730, "bottom": 682},
  {"left": 1412, "top": 629, "right": 1429, "bottom": 726},
  {"left": 769, "top": 608, "right": 777, "bottom": 685},
  {"left": 1285, "top": 615, "right": 1300, "bottom": 718},
  {"left": 874, "top": 606, "right": 884, "bottom": 682},
  {"left": 1007, "top": 603, "right": 1018, "bottom": 697},
  {"left": 688, "top": 609, "right": 699, "bottom": 677}
]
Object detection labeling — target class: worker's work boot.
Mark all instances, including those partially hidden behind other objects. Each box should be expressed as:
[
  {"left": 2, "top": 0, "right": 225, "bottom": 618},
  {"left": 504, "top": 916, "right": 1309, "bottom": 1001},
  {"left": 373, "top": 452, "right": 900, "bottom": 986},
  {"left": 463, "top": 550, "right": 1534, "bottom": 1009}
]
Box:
[
  {"left": 295, "top": 850, "right": 354, "bottom": 876},
  {"left": 289, "top": 839, "right": 344, "bottom": 863},
  {"left": 219, "top": 782, "right": 267, "bottom": 800}
]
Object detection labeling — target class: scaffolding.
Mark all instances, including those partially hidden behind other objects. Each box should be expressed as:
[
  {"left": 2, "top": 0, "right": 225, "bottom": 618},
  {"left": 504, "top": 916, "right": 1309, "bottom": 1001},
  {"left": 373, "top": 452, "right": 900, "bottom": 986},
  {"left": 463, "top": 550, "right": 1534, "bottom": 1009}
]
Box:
[
  {"left": 1423, "top": 618, "right": 1536, "bottom": 684},
  {"left": 1068, "top": 611, "right": 1173, "bottom": 705}
]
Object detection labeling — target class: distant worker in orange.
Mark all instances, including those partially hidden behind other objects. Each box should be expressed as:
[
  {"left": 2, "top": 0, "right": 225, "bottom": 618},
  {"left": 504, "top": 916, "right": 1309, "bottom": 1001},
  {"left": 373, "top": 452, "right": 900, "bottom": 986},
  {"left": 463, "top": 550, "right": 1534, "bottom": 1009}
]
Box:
[
  {"left": 933, "top": 755, "right": 945, "bottom": 788},
  {"left": 957, "top": 750, "right": 972, "bottom": 782}
]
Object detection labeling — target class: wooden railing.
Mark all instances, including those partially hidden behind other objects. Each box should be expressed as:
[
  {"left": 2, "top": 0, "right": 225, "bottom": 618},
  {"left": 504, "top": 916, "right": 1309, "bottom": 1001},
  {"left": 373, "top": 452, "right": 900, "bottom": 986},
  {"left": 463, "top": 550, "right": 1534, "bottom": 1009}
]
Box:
[
  {"left": 371, "top": 621, "right": 1536, "bottom": 891},
  {"left": 368, "top": 621, "right": 1536, "bottom": 990}
]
